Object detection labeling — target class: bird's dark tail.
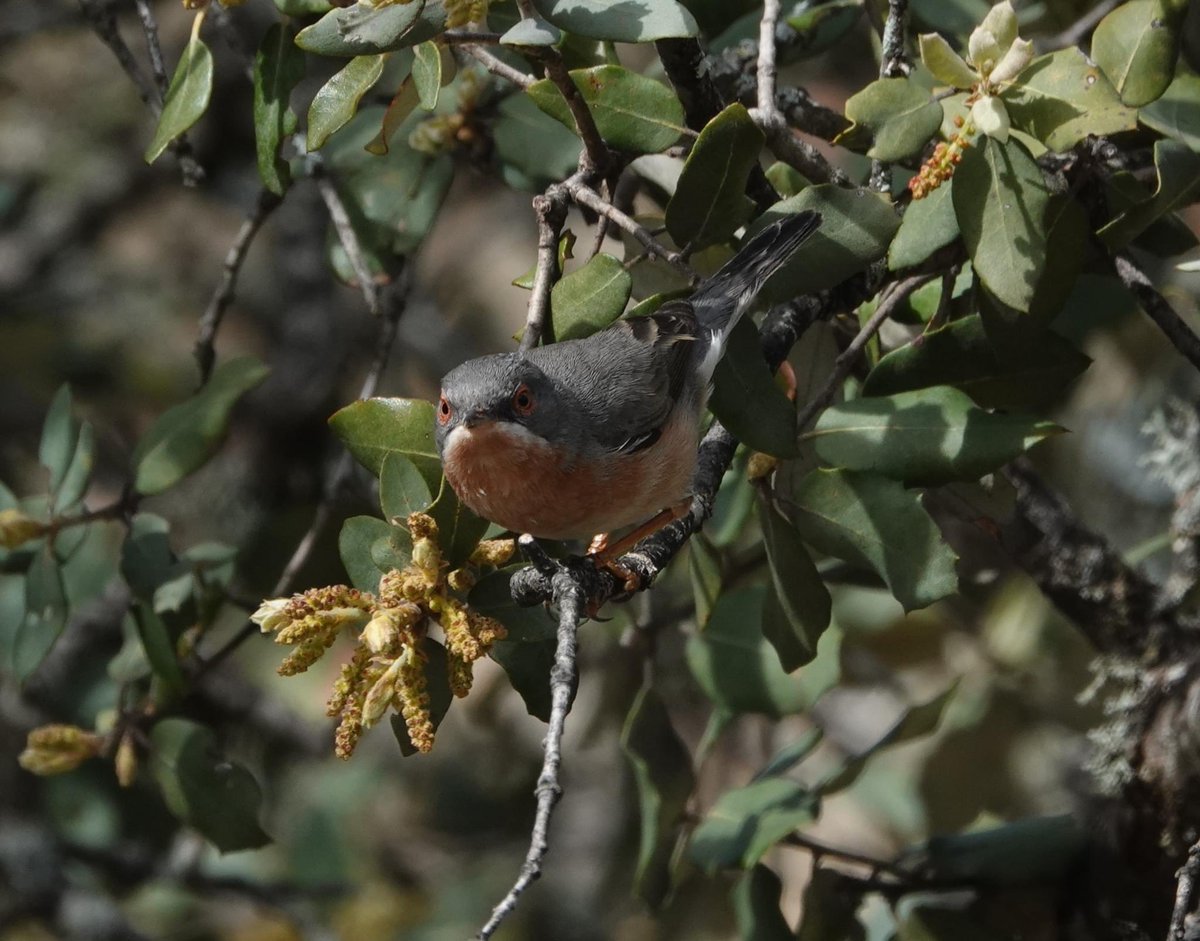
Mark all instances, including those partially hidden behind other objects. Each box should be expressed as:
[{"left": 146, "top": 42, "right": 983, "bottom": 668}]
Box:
[{"left": 690, "top": 210, "right": 821, "bottom": 379}]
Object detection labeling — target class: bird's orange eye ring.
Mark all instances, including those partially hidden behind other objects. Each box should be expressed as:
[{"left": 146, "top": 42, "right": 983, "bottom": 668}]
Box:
[
  {"left": 437, "top": 395, "right": 452, "bottom": 425},
  {"left": 512, "top": 383, "right": 535, "bottom": 416}
]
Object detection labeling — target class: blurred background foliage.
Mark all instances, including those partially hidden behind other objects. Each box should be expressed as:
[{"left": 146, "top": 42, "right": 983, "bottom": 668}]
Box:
[{"left": 2, "top": 0, "right": 1200, "bottom": 939}]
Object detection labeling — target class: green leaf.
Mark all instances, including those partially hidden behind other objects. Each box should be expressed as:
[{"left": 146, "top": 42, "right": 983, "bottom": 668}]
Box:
[
  {"left": 804, "top": 386, "right": 1063, "bottom": 485},
  {"left": 54, "top": 423, "right": 95, "bottom": 513},
  {"left": 1091, "top": 0, "right": 1179, "bottom": 107},
  {"left": 765, "top": 161, "right": 810, "bottom": 198},
  {"left": 755, "top": 728, "right": 823, "bottom": 781},
  {"left": 863, "top": 315, "right": 1090, "bottom": 410},
  {"left": 796, "top": 869, "right": 867, "bottom": 941},
  {"left": 132, "top": 602, "right": 186, "bottom": 696},
  {"left": 1100, "top": 139, "right": 1200, "bottom": 249},
  {"left": 837, "top": 78, "right": 942, "bottom": 161},
  {"left": 688, "top": 536, "right": 723, "bottom": 628},
  {"left": 733, "top": 865, "right": 794, "bottom": 941},
  {"left": 296, "top": 0, "right": 444, "bottom": 57},
  {"left": 690, "top": 775, "right": 818, "bottom": 872},
  {"left": 1001, "top": 48, "right": 1137, "bottom": 151},
  {"left": 888, "top": 179, "right": 959, "bottom": 271},
  {"left": 253, "top": 23, "right": 305, "bottom": 195},
  {"left": 274, "top": 0, "right": 331, "bottom": 13},
  {"left": 550, "top": 253, "right": 632, "bottom": 340},
  {"left": 132, "top": 357, "right": 270, "bottom": 496},
  {"left": 751, "top": 186, "right": 901, "bottom": 303},
  {"left": 530, "top": 0, "right": 698, "bottom": 42},
  {"left": 821, "top": 684, "right": 956, "bottom": 793},
  {"left": 494, "top": 93, "right": 582, "bottom": 188},
  {"left": 917, "top": 814, "right": 1086, "bottom": 885},
  {"left": 490, "top": 638, "right": 554, "bottom": 721},
  {"left": 786, "top": 469, "right": 957, "bottom": 611},
  {"left": 468, "top": 570, "right": 557, "bottom": 642},
  {"left": 918, "top": 32, "right": 977, "bottom": 88},
  {"left": 426, "top": 476, "right": 489, "bottom": 569},
  {"left": 120, "top": 514, "right": 176, "bottom": 600},
  {"left": 365, "top": 77, "right": 421, "bottom": 155},
  {"left": 758, "top": 498, "right": 831, "bottom": 671},
  {"left": 526, "top": 65, "right": 686, "bottom": 153},
  {"left": 391, "top": 637, "right": 453, "bottom": 755},
  {"left": 145, "top": 17, "right": 213, "bottom": 163},
  {"left": 666, "top": 103, "right": 764, "bottom": 249},
  {"left": 1139, "top": 69, "right": 1200, "bottom": 152},
  {"left": 39, "top": 386, "right": 78, "bottom": 496},
  {"left": 150, "top": 718, "right": 269, "bottom": 852},
  {"left": 338, "top": 515, "right": 397, "bottom": 592},
  {"left": 686, "top": 586, "right": 816, "bottom": 717},
  {"left": 952, "top": 136, "right": 1047, "bottom": 314},
  {"left": 411, "top": 41, "right": 452, "bottom": 111},
  {"left": 13, "top": 546, "right": 67, "bottom": 680},
  {"left": 329, "top": 397, "right": 441, "bottom": 487},
  {"left": 500, "top": 16, "right": 563, "bottom": 46},
  {"left": 307, "top": 54, "right": 387, "bottom": 151},
  {"left": 621, "top": 686, "right": 695, "bottom": 908},
  {"left": 709, "top": 319, "right": 799, "bottom": 458},
  {"left": 378, "top": 453, "right": 433, "bottom": 523}
]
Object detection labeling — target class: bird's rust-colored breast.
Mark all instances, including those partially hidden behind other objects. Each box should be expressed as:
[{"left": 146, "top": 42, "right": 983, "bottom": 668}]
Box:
[{"left": 441, "top": 415, "right": 697, "bottom": 540}]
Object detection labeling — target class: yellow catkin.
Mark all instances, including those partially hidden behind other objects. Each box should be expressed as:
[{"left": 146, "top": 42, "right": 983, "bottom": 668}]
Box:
[
  {"left": 440, "top": 600, "right": 481, "bottom": 662},
  {"left": 277, "top": 633, "right": 338, "bottom": 676},
  {"left": 398, "top": 649, "right": 434, "bottom": 753},
  {"left": 447, "top": 653, "right": 474, "bottom": 698},
  {"left": 469, "top": 538, "right": 516, "bottom": 568},
  {"left": 18, "top": 725, "right": 102, "bottom": 775},
  {"left": 468, "top": 611, "right": 507, "bottom": 650},
  {"left": 327, "top": 646, "right": 372, "bottom": 718}
]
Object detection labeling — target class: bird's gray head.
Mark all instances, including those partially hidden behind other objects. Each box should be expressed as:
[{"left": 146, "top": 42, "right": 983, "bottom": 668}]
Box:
[{"left": 435, "top": 353, "right": 571, "bottom": 456}]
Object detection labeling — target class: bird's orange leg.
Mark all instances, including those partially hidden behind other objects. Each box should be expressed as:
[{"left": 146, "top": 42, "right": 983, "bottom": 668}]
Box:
[{"left": 586, "top": 499, "right": 692, "bottom": 593}]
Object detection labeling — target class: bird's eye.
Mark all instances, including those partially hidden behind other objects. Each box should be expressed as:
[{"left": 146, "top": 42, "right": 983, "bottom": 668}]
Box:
[
  {"left": 438, "top": 395, "right": 452, "bottom": 424},
  {"left": 512, "top": 383, "right": 535, "bottom": 416}
]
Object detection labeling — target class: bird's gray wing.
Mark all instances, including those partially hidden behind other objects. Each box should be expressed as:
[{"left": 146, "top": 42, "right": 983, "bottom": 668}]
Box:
[{"left": 529, "top": 301, "right": 698, "bottom": 455}]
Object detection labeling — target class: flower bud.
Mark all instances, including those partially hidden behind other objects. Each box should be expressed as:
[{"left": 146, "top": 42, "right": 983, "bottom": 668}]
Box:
[
  {"left": 251, "top": 598, "right": 291, "bottom": 634},
  {"left": 0, "top": 508, "right": 45, "bottom": 550},
  {"left": 18, "top": 725, "right": 102, "bottom": 776}
]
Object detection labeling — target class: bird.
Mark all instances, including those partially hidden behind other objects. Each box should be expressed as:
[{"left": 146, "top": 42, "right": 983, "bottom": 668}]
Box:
[{"left": 433, "top": 210, "right": 821, "bottom": 554}]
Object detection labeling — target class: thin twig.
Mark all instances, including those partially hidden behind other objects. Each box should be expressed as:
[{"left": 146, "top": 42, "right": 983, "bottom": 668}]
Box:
[
  {"left": 540, "top": 55, "right": 609, "bottom": 173},
  {"left": 1168, "top": 838, "right": 1200, "bottom": 941},
  {"left": 479, "top": 566, "right": 584, "bottom": 940},
  {"left": 134, "top": 0, "right": 169, "bottom": 97},
  {"left": 753, "top": 0, "right": 782, "bottom": 127},
  {"left": 795, "top": 273, "right": 933, "bottom": 430},
  {"left": 315, "top": 169, "right": 382, "bottom": 317},
  {"left": 462, "top": 43, "right": 534, "bottom": 88},
  {"left": 565, "top": 180, "right": 697, "bottom": 279},
  {"left": 441, "top": 28, "right": 504, "bottom": 44},
  {"left": 519, "top": 180, "right": 575, "bottom": 350},
  {"left": 194, "top": 188, "right": 283, "bottom": 383},
  {"left": 780, "top": 832, "right": 909, "bottom": 879},
  {"left": 1113, "top": 253, "right": 1200, "bottom": 375}
]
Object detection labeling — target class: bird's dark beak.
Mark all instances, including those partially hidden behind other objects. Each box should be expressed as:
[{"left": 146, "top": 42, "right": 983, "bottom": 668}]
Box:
[{"left": 462, "top": 409, "right": 491, "bottom": 429}]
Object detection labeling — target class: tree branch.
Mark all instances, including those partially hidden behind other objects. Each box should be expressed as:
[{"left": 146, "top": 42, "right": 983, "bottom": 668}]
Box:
[
  {"left": 565, "top": 179, "right": 697, "bottom": 278},
  {"left": 1113, "top": 253, "right": 1200, "bottom": 375},
  {"left": 478, "top": 559, "right": 584, "bottom": 940},
  {"left": 870, "top": 0, "right": 911, "bottom": 192},
  {"left": 461, "top": 43, "right": 535, "bottom": 88},
  {"left": 194, "top": 187, "right": 283, "bottom": 383},
  {"left": 314, "top": 167, "right": 382, "bottom": 317},
  {"left": 519, "top": 179, "right": 575, "bottom": 350},
  {"left": 1168, "top": 838, "right": 1200, "bottom": 941}
]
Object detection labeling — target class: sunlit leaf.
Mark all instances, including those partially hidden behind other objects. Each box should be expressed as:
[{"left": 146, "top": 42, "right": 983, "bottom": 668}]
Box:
[
  {"left": 530, "top": 0, "right": 698, "bottom": 42},
  {"left": 786, "top": 469, "right": 958, "bottom": 611},
  {"left": 307, "top": 54, "right": 387, "bottom": 151},
  {"left": 253, "top": 23, "right": 305, "bottom": 194},
  {"left": 550, "top": 253, "right": 632, "bottom": 340},
  {"left": 527, "top": 65, "right": 686, "bottom": 153},
  {"left": 1091, "top": 0, "right": 1179, "bottom": 107},
  {"left": 145, "top": 15, "right": 213, "bottom": 163},
  {"left": 666, "top": 103, "right": 763, "bottom": 249},
  {"left": 378, "top": 453, "right": 433, "bottom": 524},
  {"left": 296, "top": 0, "right": 445, "bottom": 57},
  {"left": 329, "top": 397, "right": 442, "bottom": 487},
  {"left": 888, "top": 179, "right": 958, "bottom": 271},
  {"left": 837, "top": 78, "right": 942, "bottom": 160}
]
